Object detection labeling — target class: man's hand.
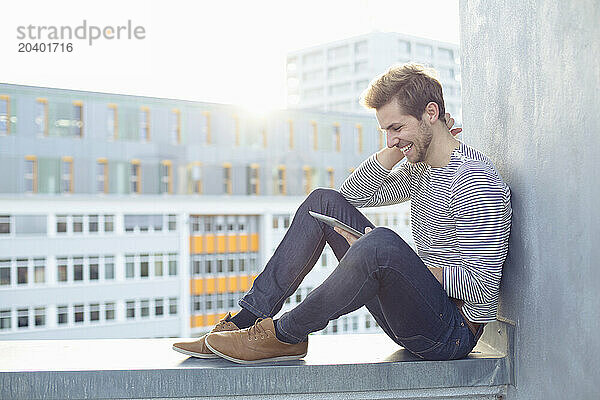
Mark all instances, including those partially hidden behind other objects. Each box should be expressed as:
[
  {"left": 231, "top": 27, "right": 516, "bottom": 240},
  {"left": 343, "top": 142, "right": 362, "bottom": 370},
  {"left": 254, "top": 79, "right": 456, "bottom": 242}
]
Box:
[
  {"left": 334, "top": 226, "right": 372, "bottom": 246},
  {"left": 445, "top": 113, "right": 462, "bottom": 136}
]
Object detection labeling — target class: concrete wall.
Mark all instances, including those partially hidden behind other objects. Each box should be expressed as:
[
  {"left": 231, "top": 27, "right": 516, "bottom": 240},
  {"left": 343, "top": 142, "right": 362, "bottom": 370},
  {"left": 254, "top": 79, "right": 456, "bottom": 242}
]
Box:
[{"left": 459, "top": 1, "right": 600, "bottom": 398}]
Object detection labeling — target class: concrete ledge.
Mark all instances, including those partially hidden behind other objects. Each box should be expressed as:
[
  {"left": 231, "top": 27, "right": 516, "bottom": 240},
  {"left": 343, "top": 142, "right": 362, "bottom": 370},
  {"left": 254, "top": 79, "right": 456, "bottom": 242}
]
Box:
[{"left": 1, "top": 334, "right": 510, "bottom": 400}]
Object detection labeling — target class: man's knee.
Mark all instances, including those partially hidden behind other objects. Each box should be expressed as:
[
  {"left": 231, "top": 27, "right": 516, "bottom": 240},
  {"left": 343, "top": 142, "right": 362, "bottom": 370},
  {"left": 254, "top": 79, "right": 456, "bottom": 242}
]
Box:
[{"left": 305, "top": 187, "right": 345, "bottom": 207}]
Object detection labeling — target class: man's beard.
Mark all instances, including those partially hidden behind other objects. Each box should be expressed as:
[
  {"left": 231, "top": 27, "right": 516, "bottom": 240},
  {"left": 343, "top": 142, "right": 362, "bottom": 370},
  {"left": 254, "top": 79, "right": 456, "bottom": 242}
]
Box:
[{"left": 409, "top": 120, "right": 433, "bottom": 163}]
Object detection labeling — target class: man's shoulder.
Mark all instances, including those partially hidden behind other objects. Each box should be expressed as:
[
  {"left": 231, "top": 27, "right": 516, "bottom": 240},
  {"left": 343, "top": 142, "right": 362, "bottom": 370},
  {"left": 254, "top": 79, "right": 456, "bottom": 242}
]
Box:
[{"left": 451, "top": 145, "right": 505, "bottom": 189}]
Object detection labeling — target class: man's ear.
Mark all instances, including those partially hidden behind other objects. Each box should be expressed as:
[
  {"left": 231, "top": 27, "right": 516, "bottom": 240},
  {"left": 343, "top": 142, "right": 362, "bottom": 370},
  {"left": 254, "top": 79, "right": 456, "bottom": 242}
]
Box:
[{"left": 423, "top": 102, "right": 440, "bottom": 123}]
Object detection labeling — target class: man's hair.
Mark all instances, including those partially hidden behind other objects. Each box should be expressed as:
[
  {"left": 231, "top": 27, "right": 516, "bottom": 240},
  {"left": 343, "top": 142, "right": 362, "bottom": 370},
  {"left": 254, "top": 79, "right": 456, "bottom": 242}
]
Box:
[{"left": 361, "top": 63, "right": 446, "bottom": 122}]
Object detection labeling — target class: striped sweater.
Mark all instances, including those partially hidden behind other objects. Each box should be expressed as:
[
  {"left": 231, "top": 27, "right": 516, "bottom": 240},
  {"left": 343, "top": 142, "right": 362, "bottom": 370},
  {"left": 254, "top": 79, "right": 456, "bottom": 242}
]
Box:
[{"left": 340, "top": 141, "right": 512, "bottom": 323}]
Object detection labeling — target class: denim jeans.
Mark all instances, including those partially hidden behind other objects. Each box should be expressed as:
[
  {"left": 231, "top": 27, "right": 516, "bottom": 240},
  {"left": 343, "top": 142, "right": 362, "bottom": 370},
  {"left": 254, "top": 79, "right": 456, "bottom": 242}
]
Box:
[{"left": 239, "top": 188, "right": 483, "bottom": 361}]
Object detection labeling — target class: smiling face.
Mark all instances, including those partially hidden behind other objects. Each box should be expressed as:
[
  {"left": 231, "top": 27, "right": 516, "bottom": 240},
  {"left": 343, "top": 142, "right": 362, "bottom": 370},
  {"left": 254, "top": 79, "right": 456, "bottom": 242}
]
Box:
[{"left": 376, "top": 99, "right": 433, "bottom": 163}]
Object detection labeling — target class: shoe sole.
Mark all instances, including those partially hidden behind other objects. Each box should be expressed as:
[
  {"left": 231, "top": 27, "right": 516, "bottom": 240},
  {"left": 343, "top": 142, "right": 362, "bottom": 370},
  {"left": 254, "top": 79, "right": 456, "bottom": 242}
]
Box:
[
  {"left": 204, "top": 339, "right": 307, "bottom": 365},
  {"left": 171, "top": 345, "right": 220, "bottom": 359}
]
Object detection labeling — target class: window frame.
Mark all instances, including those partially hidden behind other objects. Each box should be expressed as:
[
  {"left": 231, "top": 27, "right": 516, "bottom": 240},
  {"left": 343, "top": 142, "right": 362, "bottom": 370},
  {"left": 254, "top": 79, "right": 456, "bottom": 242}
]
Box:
[
  {"left": 61, "top": 156, "right": 74, "bottom": 194},
  {"left": 24, "top": 155, "right": 38, "bottom": 193},
  {"left": 107, "top": 103, "right": 118, "bottom": 140},
  {"left": 96, "top": 158, "right": 108, "bottom": 194},
  {"left": 72, "top": 101, "right": 83, "bottom": 138},
  {"left": 223, "top": 163, "right": 232, "bottom": 195},
  {"left": 0, "top": 95, "right": 10, "bottom": 135},
  {"left": 130, "top": 159, "right": 141, "bottom": 194},
  {"left": 140, "top": 106, "right": 150, "bottom": 141},
  {"left": 36, "top": 98, "right": 48, "bottom": 137},
  {"left": 160, "top": 160, "right": 173, "bottom": 194}
]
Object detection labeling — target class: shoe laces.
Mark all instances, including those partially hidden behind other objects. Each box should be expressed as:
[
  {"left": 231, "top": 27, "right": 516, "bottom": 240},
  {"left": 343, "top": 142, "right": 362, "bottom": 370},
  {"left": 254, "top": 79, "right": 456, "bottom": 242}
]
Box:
[
  {"left": 212, "top": 318, "right": 232, "bottom": 333},
  {"left": 247, "top": 318, "right": 269, "bottom": 341}
]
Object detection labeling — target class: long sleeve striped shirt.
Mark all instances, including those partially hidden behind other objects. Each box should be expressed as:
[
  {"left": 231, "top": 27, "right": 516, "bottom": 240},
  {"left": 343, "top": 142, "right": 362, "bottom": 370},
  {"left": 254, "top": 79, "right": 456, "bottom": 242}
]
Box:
[{"left": 339, "top": 141, "right": 512, "bottom": 323}]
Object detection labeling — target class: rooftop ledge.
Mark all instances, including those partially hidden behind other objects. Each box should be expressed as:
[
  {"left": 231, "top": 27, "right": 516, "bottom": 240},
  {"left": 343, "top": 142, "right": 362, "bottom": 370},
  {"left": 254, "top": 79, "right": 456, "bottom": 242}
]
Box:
[{"left": 1, "top": 321, "right": 514, "bottom": 400}]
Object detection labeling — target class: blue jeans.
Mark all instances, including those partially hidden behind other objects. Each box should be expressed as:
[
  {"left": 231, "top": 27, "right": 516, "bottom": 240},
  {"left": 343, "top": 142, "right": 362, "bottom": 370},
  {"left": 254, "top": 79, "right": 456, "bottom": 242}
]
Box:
[{"left": 239, "top": 188, "right": 483, "bottom": 361}]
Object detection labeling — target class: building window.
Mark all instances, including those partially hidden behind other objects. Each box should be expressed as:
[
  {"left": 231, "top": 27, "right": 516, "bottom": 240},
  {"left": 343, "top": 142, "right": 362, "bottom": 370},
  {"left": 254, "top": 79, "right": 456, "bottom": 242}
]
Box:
[
  {"left": 105, "top": 302, "right": 115, "bottom": 320},
  {"left": 140, "top": 300, "right": 150, "bottom": 318},
  {"left": 17, "top": 259, "right": 28, "bottom": 285},
  {"left": 160, "top": 160, "right": 172, "bottom": 194},
  {"left": 168, "top": 214, "right": 176, "bottom": 231},
  {"left": 310, "top": 121, "right": 318, "bottom": 150},
  {"left": 57, "top": 257, "right": 68, "bottom": 282},
  {"left": 125, "top": 255, "right": 135, "bottom": 279},
  {"left": 355, "top": 124, "right": 363, "bottom": 154},
  {"left": 333, "top": 123, "right": 341, "bottom": 152},
  {"left": 56, "top": 215, "right": 67, "bottom": 233},
  {"left": 107, "top": 103, "right": 118, "bottom": 140},
  {"left": 0, "top": 95, "right": 9, "bottom": 135},
  {"left": 96, "top": 158, "right": 108, "bottom": 194},
  {"left": 223, "top": 163, "right": 232, "bottom": 195},
  {"left": 36, "top": 98, "right": 48, "bottom": 136},
  {"left": 73, "top": 257, "right": 83, "bottom": 281},
  {"left": 202, "top": 111, "right": 211, "bottom": 144},
  {"left": 36, "top": 310, "right": 48, "bottom": 330},
  {"left": 104, "top": 256, "right": 115, "bottom": 280},
  {"left": 89, "top": 256, "right": 99, "bottom": 281},
  {"left": 17, "top": 308, "right": 29, "bottom": 328},
  {"left": 89, "top": 215, "right": 99, "bottom": 233},
  {"left": 140, "top": 254, "right": 149, "bottom": 278},
  {"left": 61, "top": 156, "right": 74, "bottom": 194},
  {"left": 288, "top": 120, "right": 294, "bottom": 149},
  {"left": 0, "top": 259, "right": 11, "bottom": 285},
  {"left": 24, "top": 156, "right": 37, "bottom": 193},
  {"left": 104, "top": 215, "right": 114, "bottom": 232},
  {"left": 57, "top": 306, "right": 68, "bottom": 324},
  {"left": 261, "top": 124, "right": 267, "bottom": 148},
  {"left": 276, "top": 165, "right": 286, "bottom": 195},
  {"left": 327, "top": 168, "right": 335, "bottom": 189},
  {"left": 416, "top": 43, "right": 433, "bottom": 58},
  {"left": 170, "top": 109, "right": 181, "bottom": 144},
  {"left": 169, "top": 297, "right": 178, "bottom": 315},
  {"left": 126, "top": 301, "right": 136, "bottom": 319},
  {"left": 398, "top": 40, "right": 411, "bottom": 54},
  {"left": 0, "top": 215, "right": 10, "bottom": 235},
  {"left": 73, "top": 304, "right": 84, "bottom": 323},
  {"left": 248, "top": 164, "right": 260, "bottom": 195},
  {"left": 438, "top": 47, "right": 454, "bottom": 62},
  {"left": 189, "top": 162, "right": 202, "bottom": 194},
  {"left": 168, "top": 253, "right": 177, "bottom": 276},
  {"left": 72, "top": 215, "right": 83, "bottom": 233},
  {"left": 33, "top": 258, "right": 45, "bottom": 283},
  {"left": 303, "top": 166, "right": 313, "bottom": 195},
  {"left": 88, "top": 303, "right": 99, "bottom": 322},
  {"left": 155, "top": 298, "right": 164, "bottom": 316},
  {"left": 233, "top": 115, "right": 240, "bottom": 146},
  {"left": 72, "top": 101, "right": 83, "bottom": 137},
  {"left": 130, "top": 160, "right": 141, "bottom": 194},
  {"left": 139, "top": 107, "right": 150, "bottom": 141},
  {"left": 0, "top": 309, "right": 11, "bottom": 330},
  {"left": 154, "top": 253, "right": 164, "bottom": 277}
]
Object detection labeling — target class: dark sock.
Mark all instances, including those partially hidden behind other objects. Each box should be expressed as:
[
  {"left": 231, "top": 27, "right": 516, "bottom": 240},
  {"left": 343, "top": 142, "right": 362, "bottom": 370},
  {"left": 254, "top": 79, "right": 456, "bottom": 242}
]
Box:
[
  {"left": 229, "top": 308, "right": 258, "bottom": 329},
  {"left": 272, "top": 318, "right": 297, "bottom": 344}
]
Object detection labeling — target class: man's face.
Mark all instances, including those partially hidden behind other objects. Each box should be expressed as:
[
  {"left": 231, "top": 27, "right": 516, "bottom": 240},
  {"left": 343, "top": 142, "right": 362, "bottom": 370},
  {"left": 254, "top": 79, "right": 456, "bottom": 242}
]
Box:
[{"left": 375, "top": 100, "right": 433, "bottom": 164}]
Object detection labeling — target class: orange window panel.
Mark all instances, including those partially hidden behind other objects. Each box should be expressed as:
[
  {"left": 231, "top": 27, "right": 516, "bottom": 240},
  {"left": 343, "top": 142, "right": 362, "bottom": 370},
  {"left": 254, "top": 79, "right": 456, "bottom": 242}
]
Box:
[
  {"left": 216, "top": 235, "right": 226, "bottom": 253},
  {"left": 190, "top": 278, "right": 203, "bottom": 295},
  {"left": 205, "top": 314, "right": 217, "bottom": 326},
  {"left": 239, "top": 234, "right": 249, "bottom": 252},
  {"left": 217, "top": 277, "right": 227, "bottom": 293},
  {"left": 189, "top": 236, "right": 203, "bottom": 254},
  {"left": 205, "top": 277, "right": 216, "bottom": 294},
  {"left": 227, "top": 235, "right": 238, "bottom": 252},
  {"left": 239, "top": 275, "right": 250, "bottom": 291},
  {"left": 250, "top": 233, "right": 259, "bottom": 252},
  {"left": 227, "top": 276, "right": 238, "bottom": 292},
  {"left": 191, "top": 315, "right": 204, "bottom": 328},
  {"left": 205, "top": 235, "right": 215, "bottom": 253},
  {"left": 217, "top": 312, "right": 228, "bottom": 321}
]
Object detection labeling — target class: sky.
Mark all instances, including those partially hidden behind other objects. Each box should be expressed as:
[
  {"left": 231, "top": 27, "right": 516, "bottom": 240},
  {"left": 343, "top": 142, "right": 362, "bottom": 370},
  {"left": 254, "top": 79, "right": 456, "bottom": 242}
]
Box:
[{"left": 2, "top": 0, "right": 460, "bottom": 110}]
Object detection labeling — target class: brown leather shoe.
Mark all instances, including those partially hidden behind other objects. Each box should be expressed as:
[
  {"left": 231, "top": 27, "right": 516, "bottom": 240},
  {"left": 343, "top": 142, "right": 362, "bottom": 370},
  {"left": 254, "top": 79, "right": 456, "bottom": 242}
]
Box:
[
  {"left": 205, "top": 317, "right": 308, "bottom": 364},
  {"left": 172, "top": 312, "right": 239, "bottom": 358}
]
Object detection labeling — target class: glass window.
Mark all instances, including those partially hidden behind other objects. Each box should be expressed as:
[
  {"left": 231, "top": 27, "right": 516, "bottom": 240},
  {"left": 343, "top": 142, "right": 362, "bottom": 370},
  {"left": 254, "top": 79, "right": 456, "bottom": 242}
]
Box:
[
  {"left": 105, "top": 302, "right": 115, "bottom": 321},
  {"left": 276, "top": 166, "right": 286, "bottom": 195},
  {"left": 36, "top": 98, "right": 48, "bottom": 136},
  {"left": 107, "top": 104, "right": 118, "bottom": 139},
  {"left": 140, "top": 254, "right": 149, "bottom": 278},
  {"left": 160, "top": 161, "right": 172, "bottom": 194},
  {"left": 170, "top": 109, "right": 181, "bottom": 144},
  {"left": 89, "top": 215, "right": 99, "bottom": 233},
  {"left": 154, "top": 253, "right": 164, "bottom": 277},
  {"left": 140, "top": 300, "right": 150, "bottom": 318},
  {"left": 0, "top": 215, "right": 10, "bottom": 235},
  {"left": 354, "top": 40, "right": 368, "bottom": 56},
  {"left": 139, "top": 107, "right": 150, "bottom": 141},
  {"left": 24, "top": 158, "right": 37, "bottom": 193},
  {"left": 56, "top": 215, "right": 67, "bottom": 233},
  {"left": 189, "top": 163, "right": 202, "bottom": 194},
  {"left": 223, "top": 164, "right": 232, "bottom": 195},
  {"left": 169, "top": 297, "right": 178, "bottom": 315},
  {"left": 34, "top": 258, "right": 45, "bottom": 283},
  {"left": 73, "top": 257, "right": 83, "bottom": 281},
  {"left": 130, "top": 161, "right": 141, "bottom": 194},
  {"left": 72, "top": 215, "right": 83, "bottom": 233},
  {"left": 193, "top": 295, "right": 202, "bottom": 312},
  {"left": 57, "top": 305, "right": 68, "bottom": 325},
  {"left": 17, "top": 308, "right": 29, "bottom": 328},
  {"left": 104, "top": 215, "right": 114, "bottom": 232},
  {"left": 73, "top": 304, "right": 84, "bottom": 323},
  {"left": 57, "top": 257, "right": 68, "bottom": 282},
  {"left": 89, "top": 257, "right": 99, "bottom": 280},
  {"left": 125, "top": 255, "right": 135, "bottom": 278},
  {"left": 0, "top": 309, "right": 11, "bottom": 330},
  {"left": 303, "top": 166, "right": 313, "bottom": 195},
  {"left": 104, "top": 256, "right": 115, "bottom": 280},
  {"left": 154, "top": 298, "right": 164, "bottom": 316},
  {"left": 0, "top": 95, "right": 10, "bottom": 135},
  {"left": 248, "top": 164, "right": 259, "bottom": 195},
  {"left": 61, "top": 158, "right": 73, "bottom": 193},
  {"left": 169, "top": 253, "right": 177, "bottom": 276},
  {"left": 239, "top": 258, "right": 245, "bottom": 273},
  {"left": 168, "top": 214, "right": 176, "bottom": 231},
  {"left": 416, "top": 43, "right": 433, "bottom": 58},
  {"left": 17, "top": 259, "right": 28, "bottom": 285},
  {"left": 72, "top": 102, "right": 83, "bottom": 137},
  {"left": 438, "top": 47, "right": 454, "bottom": 62},
  {"left": 89, "top": 303, "right": 100, "bottom": 322},
  {"left": 227, "top": 258, "right": 235, "bottom": 273},
  {"left": 126, "top": 300, "right": 136, "bottom": 319},
  {"left": 354, "top": 61, "right": 368, "bottom": 73},
  {"left": 96, "top": 160, "right": 108, "bottom": 194},
  {"left": 398, "top": 40, "right": 411, "bottom": 54},
  {"left": 0, "top": 259, "right": 11, "bottom": 285},
  {"left": 327, "top": 45, "right": 349, "bottom": 62}
]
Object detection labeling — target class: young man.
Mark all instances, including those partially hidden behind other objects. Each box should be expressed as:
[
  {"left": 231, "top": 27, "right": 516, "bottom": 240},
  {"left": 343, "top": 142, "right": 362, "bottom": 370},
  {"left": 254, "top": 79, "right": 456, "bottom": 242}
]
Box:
[{"left": 173, "top": 63, "right": 512, "bottom": 363}]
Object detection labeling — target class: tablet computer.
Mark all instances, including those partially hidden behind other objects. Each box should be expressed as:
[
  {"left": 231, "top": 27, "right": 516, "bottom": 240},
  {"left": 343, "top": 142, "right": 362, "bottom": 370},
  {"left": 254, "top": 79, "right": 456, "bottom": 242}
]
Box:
[{"left": 308, "top": 211, "right": 364, "bottom": 238}]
